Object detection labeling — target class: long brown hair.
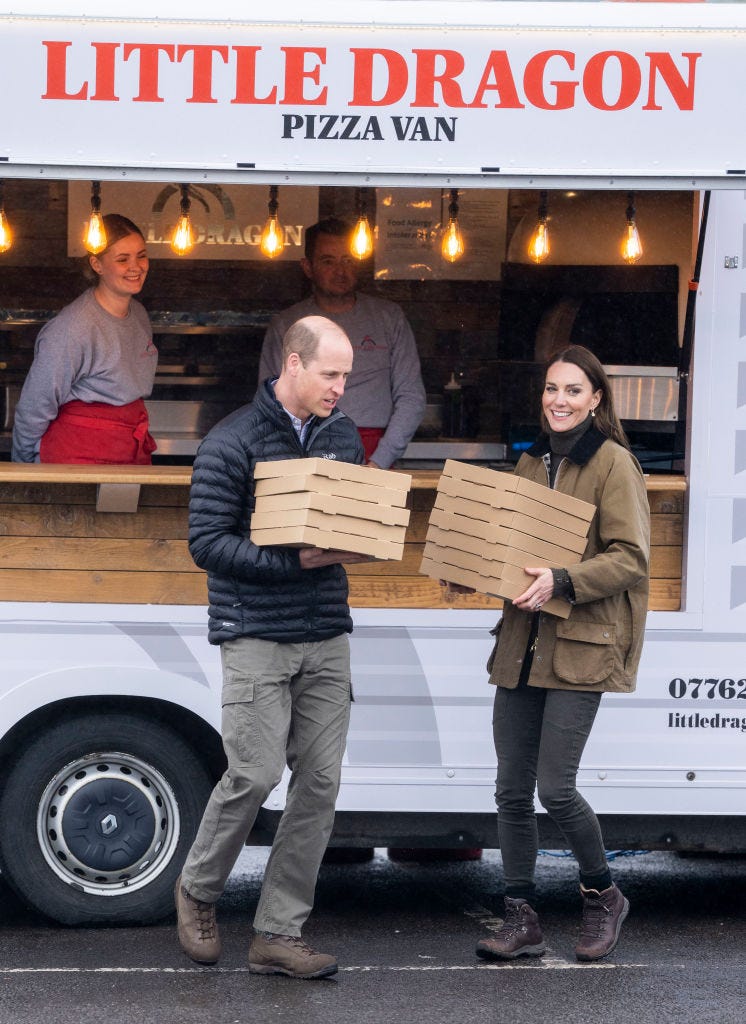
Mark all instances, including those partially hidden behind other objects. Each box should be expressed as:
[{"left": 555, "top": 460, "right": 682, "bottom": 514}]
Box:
[{"left": 541, "top": 345, "right": 630, "bottom": 449}]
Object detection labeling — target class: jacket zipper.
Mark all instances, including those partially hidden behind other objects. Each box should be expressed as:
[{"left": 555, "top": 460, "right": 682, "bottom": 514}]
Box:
[
  {"left": 304, "top": 410, "right": 340, "bottom": 452},
  {"left": 530, "top": 452, "right": 567, "bottom": 661}
]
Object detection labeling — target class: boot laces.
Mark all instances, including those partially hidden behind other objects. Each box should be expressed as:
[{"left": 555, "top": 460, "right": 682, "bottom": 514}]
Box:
[
  {"left": 283, "top": 935, "right": 318, "bottom": 956},
  {"left": 580, "top": 898, "right": 611, "bottom": 939},
  {"left": 192, "top": 899, "right": 217, "bottom": 940},
  {"left": 499, "top": 902, "right": 525, "bottom": 938}
]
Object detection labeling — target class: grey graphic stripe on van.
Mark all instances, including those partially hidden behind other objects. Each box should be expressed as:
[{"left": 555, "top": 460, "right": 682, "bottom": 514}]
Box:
[
  {"left": 347, "top": 627, "right": 442, "bottom": 766},
  {"left": 113, "top": 622, "right": 211, "bottom": 687}
]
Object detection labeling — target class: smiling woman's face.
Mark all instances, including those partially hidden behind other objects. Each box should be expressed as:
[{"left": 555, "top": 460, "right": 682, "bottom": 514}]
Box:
[
  {"left": 542, "top": 360, "right": 602, "bottom": 433},
  {"left": 90, "top": 233, "right": 149, "bottom": 300}
]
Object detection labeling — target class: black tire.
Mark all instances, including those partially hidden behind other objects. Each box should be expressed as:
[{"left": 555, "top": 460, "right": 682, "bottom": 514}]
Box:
[{"left": 0, "top": 712, "right": 213, "bottom": 926}]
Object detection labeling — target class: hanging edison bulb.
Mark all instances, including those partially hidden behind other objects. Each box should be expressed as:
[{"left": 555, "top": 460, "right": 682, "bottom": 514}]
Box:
[
  {"left": 84, "top": 181, "right": 107, "bottom": 254},
  {"left": 351, "top": 188, "right": 374, "bottom": 259},
  {"left": 171, "top": 184, "right": 195, "bottom": 256},
  {"left": 351, "top": 213, "right": 374, "bottom": 260},
  {"left": 0, "top": 207, "right": 12, "bottom": 254},
  {"left": 621, "top": 192, "right": 643, "bottom": 264},
  {"left": 441, "top": 188, "right": 465, "bottom": 263},
  {"left": 260, "top": 185, "right": 285, "bottom": 258},
  {"left": 0, "top": 182, "right": 12, "bottom": 254},
  {"left": 527, "top": 190, "right": 550, "bottom": 264}
]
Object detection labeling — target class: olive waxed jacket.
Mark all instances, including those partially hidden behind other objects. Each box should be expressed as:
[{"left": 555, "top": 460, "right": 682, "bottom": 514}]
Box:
[{"left": 488, "top": 427, "right": 650, "bottom": 693}]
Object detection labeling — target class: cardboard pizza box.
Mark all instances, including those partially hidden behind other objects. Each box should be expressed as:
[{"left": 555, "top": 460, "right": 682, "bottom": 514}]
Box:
[
  {"left": 427, "top": 507, "right": 584, "bottom": 565},
  {"left": 254, "top": 473, "right": 408, "bottom": 507},
  {"left": 425, "top": 525, "right": 567, "bottom": 571},
  {"left": 254, "top": 490, "right": 410, "bottom": 528},
  {"left": 432, "top": 493, "right": 588, "bottom": 555},
  {"left": 420, "top": 551, "right": 572, "bottom": 618},
  {"left": 436, "top": 474, "right": 592, "bottom": 538},
  {"left": 441, "top": 459, "right": 595, "bottom": 523},
  {"left": 251, "top": 524, "right": 404, "bottom": 560},
  {"left": 254, "top": 456, "right": 411, "bottom": 494},
  {"left": 251, "top": 506, "right": 407, "bottom": 544}
]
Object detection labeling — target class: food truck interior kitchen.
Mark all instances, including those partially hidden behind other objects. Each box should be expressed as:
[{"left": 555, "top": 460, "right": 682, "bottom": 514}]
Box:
[{"left": 0, "top": 182, "right": 692, "bottom": 471}]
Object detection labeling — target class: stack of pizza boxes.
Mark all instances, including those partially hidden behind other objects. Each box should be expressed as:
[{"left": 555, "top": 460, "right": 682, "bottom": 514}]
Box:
[
  {"left": 420, "top": 460, "right": 595, "bottom": 618},
  {"left": 251, "top": 457, "right": 411, "bottom": 560}
]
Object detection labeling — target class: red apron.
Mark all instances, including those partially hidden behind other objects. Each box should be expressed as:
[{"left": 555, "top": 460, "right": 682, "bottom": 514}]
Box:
[
  {"left": 357, "top": 427, "right": 385, "bottom": 463},
  {"left": 39, "top": 399, "right": 157, "bottom": 465}
]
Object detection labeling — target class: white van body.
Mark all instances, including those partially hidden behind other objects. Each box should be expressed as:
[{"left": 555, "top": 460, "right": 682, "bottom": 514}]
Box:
[{"left": 1, "top": 2, "right": 744, "bottom": 924}]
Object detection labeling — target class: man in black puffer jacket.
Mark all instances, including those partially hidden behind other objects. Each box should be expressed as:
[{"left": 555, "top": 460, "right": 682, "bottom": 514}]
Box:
[{"left": 176, "top": 316, "right": 369, "bottom": 979}]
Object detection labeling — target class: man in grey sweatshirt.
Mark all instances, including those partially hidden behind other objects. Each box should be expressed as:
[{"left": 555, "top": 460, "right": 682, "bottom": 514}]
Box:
[{"left": 258, "top": 217, "right": 426, "bottom": 469}]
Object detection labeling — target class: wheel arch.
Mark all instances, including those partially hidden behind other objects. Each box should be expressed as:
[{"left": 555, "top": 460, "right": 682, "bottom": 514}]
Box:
[{"left": 0, "top": 695, "right": 225, "bottom": 805}]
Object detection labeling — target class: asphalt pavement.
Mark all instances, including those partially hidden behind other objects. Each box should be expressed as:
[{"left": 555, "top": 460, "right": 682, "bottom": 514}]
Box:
[{"left": 1, "top": 847, "right": 744, "bottom": 1024}]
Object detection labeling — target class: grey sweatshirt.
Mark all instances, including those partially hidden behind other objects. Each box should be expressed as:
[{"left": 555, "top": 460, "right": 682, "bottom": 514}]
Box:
[
  {"left": 259, "top": 293, "right": 426, "bottom": 469},
  {"left": 11, "top": 288, "right": 157, "bottom": 462}
]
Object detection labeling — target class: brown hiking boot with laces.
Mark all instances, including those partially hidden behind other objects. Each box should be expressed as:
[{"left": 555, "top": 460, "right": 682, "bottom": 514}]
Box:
[
  {"left": 175, "top": 876, "right": 221, "bottom": 964},
  {"left": 575, "top": 883, "right": 629, "bottom": 961},
  {"left": 248, "top": 932, "right": 338, "bottom": 979},
  {"left": 475, "top": 896, "right": 546, "bottom": 960}
]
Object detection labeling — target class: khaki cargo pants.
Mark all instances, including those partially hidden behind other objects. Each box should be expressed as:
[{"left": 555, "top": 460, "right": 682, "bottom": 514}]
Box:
[{"left": 181, "top": 633, "right": 351, "bottom": 936}]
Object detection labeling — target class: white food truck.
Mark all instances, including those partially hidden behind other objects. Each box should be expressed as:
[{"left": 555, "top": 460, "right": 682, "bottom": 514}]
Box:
[{"left": 0, "top": 1, "right": 745, "bottom": 925}]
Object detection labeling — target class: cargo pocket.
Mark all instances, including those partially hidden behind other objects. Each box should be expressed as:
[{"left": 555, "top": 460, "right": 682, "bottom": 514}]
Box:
[
  {"left": 553, "top": 620, "right": 615, "bottom": 686},
  {"left": 485, "top": 619, "right": 503, "bottom": 674},
  {"left": 221, "top": 679, "right": 263, "bottom": 766}
]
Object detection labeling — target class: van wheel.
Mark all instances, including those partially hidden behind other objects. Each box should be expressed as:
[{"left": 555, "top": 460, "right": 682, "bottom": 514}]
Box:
[{"left": 0, "top": 712, "right": 213, "bottom": 926}]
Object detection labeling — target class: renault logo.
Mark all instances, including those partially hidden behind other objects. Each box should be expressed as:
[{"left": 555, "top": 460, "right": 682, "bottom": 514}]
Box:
[{"left": 100, "top": 814, "right": 118, "bottom": 836}]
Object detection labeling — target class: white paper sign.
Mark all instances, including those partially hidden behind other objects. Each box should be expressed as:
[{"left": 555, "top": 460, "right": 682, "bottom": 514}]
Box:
[{"left": 374, "top": 188, "right": 507, "bottom": 280}]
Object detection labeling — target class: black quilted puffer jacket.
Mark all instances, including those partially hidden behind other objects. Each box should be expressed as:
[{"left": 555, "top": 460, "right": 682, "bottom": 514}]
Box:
[{"left": 188, "top": 379, "right": 365, "bottom": 645}]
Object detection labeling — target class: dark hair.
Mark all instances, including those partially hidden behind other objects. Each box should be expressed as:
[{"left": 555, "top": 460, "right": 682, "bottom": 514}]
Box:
[
  {"left": 99, "top": 213, "right": 145, "bottom": 252},
  {"left": 542, "top": 344, "right": 630, "bottom": 449},
  {"left": 304, "top": 217, "right": 352, "bottom": 259}
]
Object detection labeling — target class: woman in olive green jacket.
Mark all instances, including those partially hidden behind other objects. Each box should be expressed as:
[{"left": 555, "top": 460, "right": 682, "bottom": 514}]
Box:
[{"left": 474, "top": 345, "right": 650, "bottom": 966}]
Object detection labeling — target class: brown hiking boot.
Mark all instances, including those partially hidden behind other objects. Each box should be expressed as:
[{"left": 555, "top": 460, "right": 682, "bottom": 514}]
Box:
[
  {"left": 175, "top": 876, "right": 221, "bottom": 964},
  {"left": 248, "top": 932, "right": 338, "bottom": 979},
  {"left": 476, "top": 897, "right": 546, "bottom": 960},
  {"left": 575, "top": 883, "right": 629, "bottom": 961}
]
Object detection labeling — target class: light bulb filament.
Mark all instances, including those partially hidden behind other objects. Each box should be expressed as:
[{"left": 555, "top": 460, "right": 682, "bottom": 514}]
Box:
[
  {"left": 170, "top": 184, "right": 196, "bottom": 256},
  {"left": 171, "top": 213, "right": 195, "bottom": 256},
  {"left": 260, "top": 215, "right": 285, "bottom": 258},
  {"left": 622, "top": 222, "right": 643, "bottom": 263},
  {"left": 441, "top": 188, "right": 465, "bottom": 263},
  {"left": 85, "top": 210, "right": 107, "bottom": 255},
  {"left": 622, "top": 192, "right": 643, "bottom": 264},
  {"left": 528, "top": 220, "right": 550, "bottom": 263},
  {"left": 441, "top": 219, "right": 464, "bottom": 263},
  {"left": 84, "top": 181, "right": 107, "bottom": 254},
  {"left": 351, "top": 215, "right": 374, "bottom": 260},
  {"left": 0, "top": 207, "right": 12, "bottom": 254}
]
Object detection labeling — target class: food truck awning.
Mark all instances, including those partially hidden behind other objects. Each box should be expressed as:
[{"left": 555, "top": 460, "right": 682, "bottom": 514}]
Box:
[{"left": 2, "top": 2, "right": 746, "bottom": 188}]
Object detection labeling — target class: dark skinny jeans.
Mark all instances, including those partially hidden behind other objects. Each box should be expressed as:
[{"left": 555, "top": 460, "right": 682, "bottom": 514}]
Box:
[{"left": 493, "top": 683, "right": 608, "bottom": 902}]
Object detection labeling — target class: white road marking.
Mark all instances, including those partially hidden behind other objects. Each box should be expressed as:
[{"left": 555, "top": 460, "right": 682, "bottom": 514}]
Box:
[{"left": 0, "top": 963, "right": 674, "bottom": 974}]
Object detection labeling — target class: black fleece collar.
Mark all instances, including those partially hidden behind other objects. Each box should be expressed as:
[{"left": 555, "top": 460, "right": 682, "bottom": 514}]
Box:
[
  {"left": 526, "top": 425, "right": 607, "bottom": 467},
  {"left": 258, "top": 376, "right": 346, "bottom": 440}
]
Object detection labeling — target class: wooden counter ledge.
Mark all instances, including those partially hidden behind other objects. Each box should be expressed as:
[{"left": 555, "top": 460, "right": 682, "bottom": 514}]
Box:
[
  {"left": 0, "top": 463, "right": 192, "bottom": 486},
  {"left": 0, "top": 466, "right": 686, "bottom": 611}
]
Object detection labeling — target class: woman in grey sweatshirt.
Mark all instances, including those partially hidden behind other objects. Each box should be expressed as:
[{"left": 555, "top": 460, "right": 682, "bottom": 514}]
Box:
[{"left": 11, "top": 213, "right": 158, "bottom": 464}]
